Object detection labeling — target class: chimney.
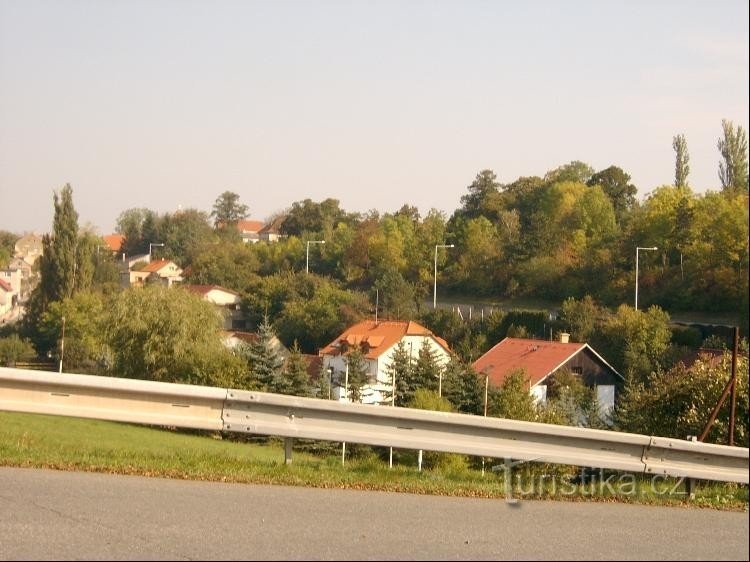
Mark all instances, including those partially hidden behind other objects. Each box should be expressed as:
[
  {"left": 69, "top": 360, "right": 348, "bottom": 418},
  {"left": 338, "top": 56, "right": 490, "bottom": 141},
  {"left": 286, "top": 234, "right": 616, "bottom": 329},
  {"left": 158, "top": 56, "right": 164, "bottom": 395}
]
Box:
[{"left": 559, "top": 332, "right": 570, "bottom": 344}]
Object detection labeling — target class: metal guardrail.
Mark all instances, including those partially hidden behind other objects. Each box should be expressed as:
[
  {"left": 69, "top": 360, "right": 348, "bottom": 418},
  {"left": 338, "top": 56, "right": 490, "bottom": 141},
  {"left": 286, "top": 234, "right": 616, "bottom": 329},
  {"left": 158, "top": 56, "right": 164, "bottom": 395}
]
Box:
[{"left": 1, "top": 367, "right": 747, "bottom": 484}]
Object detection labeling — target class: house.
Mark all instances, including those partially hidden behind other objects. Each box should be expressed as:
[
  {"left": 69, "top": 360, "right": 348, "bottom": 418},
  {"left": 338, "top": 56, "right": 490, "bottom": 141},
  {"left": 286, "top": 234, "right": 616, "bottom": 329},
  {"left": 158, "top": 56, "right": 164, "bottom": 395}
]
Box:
[
  {"left": 4, "top": 257, "right": 35, "bottom": 301},
  {"left": 319, "top": 320, "right": 452, "bottom": 405},
  {"left": 221, "top": 330, "right": 291, "bottom": 362},
  {"left": 184, "top": 285, "right": 244, "bottom": 330},
  {"left": 258, "top": 216, "right": 286, "bottom": 243},
  {"left": 13, "top": 233, "right": 43, "bottom": 265},
  {"left": 122, "top": 259, "right": 183, "bottom": 288},
  {"left": 0, "top": 268, "right": 22, "bottom": 296},
  {"left": 102, "top": 234, "right": 124, "bottom": 254},
  {"left": 236, "top": 220, "right": 265, "bottom": 244},
  {"left": 472, "top": 334, "right": 622, "bottom": 416},
  {"left": 0, "top": 278, "right": 15, "bottom": 315}
]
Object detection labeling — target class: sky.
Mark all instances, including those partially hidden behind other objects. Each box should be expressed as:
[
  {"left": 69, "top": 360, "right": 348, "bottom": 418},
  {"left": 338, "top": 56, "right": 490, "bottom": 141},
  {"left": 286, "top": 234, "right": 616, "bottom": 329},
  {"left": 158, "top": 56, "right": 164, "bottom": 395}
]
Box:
[{"left": 1, "top": 0, "right": 748, "bottom": 235}]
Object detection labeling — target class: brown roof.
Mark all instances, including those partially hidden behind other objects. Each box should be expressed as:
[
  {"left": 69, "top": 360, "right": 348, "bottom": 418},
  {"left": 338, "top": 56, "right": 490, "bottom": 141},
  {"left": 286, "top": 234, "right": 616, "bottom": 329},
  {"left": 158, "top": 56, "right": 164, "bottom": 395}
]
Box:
[
  {"left": 680, "top": 348, "right": 727, "bottom": 369},
  {"left": 259, "top": 215, "right": 286, "bottom": 234},
  {"left": 303, "top": 354, "right": 324, "bottom": 380},
  {"left": 319, "top": 320, "right": 451, "bottom": 360},
  {"left": 472, "top": 337, "right": 620, "bottom": 388}
]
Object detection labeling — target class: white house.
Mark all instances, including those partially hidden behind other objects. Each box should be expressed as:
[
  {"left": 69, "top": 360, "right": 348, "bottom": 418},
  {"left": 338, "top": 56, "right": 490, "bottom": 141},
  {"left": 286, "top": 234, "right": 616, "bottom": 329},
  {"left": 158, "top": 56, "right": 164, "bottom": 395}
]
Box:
[
  {"left": 122, "top": 259, "right": 183, "bottom": 289},
  {"left": 184, "top": 284, "right": 244, "bottom": 330},
  {"left": 319, "top": 320, "right": 452, "bottom": 405}
]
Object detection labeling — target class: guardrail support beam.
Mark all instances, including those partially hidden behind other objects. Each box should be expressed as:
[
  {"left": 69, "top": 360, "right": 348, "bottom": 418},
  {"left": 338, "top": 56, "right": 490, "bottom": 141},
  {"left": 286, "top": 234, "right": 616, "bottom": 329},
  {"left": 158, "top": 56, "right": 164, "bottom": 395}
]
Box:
[{"left": 284, "top": 437, "right": 293, "bottom": 465}]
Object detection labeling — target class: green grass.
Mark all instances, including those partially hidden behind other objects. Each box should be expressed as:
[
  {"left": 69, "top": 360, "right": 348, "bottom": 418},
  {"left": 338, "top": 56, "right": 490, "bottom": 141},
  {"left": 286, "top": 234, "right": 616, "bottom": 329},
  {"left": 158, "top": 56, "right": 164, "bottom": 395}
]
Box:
[{"left": 1, "top": 411, "right": 747, "bottom": 510}]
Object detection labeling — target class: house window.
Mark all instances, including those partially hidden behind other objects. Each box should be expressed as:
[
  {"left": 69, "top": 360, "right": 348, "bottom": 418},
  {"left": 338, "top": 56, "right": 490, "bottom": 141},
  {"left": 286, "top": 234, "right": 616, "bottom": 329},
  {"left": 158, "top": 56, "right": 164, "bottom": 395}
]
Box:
[{"left": 571, "top": 367, "right": 583, "bottom": 376}]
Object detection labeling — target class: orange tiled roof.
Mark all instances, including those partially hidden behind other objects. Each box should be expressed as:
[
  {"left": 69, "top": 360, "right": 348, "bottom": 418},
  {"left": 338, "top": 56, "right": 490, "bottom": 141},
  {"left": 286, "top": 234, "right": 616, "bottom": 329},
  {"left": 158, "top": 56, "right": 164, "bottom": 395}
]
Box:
[
  {"left": 139, "top": 259, "right": 175, "bottom": 273},
  {"left": 236, "top": 220, "right": 265, "bottom": 233},
  {"left": 319, "top": 320, "right": 450, "bottom": 360},
  {"left": 472, "top": 337, "right": 619, "bottom": 388},
  {"left": 102, "top": 234, "right": 124, "bottom": 252}
]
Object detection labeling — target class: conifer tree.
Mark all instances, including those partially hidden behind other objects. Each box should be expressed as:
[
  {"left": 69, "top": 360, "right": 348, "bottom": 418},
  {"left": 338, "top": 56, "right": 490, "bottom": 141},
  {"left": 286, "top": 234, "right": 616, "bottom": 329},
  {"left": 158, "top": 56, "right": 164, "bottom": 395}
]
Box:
[
  {"left": 441, "top": 357, "right": 484, "bottom": 415},
  {"left": 247, "top": 316, "right": 284, "bottom": 391},
  {"left": 382, "top": 340, "right": 413, "bottom": 406},
  {"left": 278, "top": 340, "right": 312, "bottom": 397},
  {"left": 344, "top": 348, "right": 369, "bottom": 402}
]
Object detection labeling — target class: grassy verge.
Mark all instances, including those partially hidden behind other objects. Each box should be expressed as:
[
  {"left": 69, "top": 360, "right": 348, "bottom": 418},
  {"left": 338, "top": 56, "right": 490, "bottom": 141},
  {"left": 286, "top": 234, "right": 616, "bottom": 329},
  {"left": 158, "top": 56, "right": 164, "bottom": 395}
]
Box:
[{"left": 1, "top": 411, "right": 746, "bottom": 510}]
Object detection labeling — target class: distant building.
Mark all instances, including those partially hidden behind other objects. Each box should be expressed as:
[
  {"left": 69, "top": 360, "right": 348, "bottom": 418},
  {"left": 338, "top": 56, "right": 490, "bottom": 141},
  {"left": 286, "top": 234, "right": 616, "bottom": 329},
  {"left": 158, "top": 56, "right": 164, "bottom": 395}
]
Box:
[
  {"left": 319, "top": 320, "right": 452, "bottom": 405},
  {"left": 472, "top": 335, "right": 622, "bottom": 417}
]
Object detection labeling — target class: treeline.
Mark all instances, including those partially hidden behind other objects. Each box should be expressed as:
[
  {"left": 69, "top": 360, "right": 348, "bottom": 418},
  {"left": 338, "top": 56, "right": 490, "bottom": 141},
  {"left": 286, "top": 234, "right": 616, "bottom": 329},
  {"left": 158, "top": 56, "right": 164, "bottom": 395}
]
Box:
[{"left": 0, "top": 120, "right": 747, "bottom": 447}]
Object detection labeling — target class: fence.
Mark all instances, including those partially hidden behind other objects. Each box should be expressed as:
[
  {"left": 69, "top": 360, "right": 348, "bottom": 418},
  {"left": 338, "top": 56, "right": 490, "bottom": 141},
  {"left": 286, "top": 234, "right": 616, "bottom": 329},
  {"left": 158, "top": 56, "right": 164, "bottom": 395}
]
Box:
[{"left": 0, "top": 367, "right": 747, "bottom": 484}]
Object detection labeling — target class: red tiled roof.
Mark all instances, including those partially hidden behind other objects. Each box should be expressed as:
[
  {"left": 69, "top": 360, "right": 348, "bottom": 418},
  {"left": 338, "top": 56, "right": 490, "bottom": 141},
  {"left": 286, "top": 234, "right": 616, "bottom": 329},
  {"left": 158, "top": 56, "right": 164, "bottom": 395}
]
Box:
[
  {"left": 319, "top": 320, "right": 450, "bottom": 360},
  {"left": 472, "top": 338, "right": 593, "bottom": 388},
  {"left": 102, "top": 234, "right": 124, "bottom": 252},
  {"left": 0, "top": 279, "right": 12, "bottom": 292},
  {"left": 236, "top": 220, "right": 265, "bottom": 233},
  {"left": 139, "top": 259, "right": 174, "bottom": 273}
]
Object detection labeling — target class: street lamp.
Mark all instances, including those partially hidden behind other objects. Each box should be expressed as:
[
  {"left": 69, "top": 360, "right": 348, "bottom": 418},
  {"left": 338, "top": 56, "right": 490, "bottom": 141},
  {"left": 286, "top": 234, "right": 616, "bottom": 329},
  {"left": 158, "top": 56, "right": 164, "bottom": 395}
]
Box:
[
  {"left": 327, "top": 366, "right": 334, "bottom": 400},
  {"left": 635, "top": 246, "right": 658, "bottom": 311},
  {"left": 149, "top": 242, "right": 164, "bottom": 260},
  {"left": 58, "top": 315, "right": 66, "bottom": 374},
  {"left": 433, "top": 244, "right": 455, "bottom": 309},
  {"left": 306, "top": 240, "right": 325, "bottom": 274}
]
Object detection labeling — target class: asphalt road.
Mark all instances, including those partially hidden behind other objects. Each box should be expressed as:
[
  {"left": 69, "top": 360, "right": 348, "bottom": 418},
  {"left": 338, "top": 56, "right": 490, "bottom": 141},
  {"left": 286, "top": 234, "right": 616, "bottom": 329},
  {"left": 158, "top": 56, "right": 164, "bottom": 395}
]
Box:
[{"left": 0, "top": 467, "right": 747, "bottom": 560}]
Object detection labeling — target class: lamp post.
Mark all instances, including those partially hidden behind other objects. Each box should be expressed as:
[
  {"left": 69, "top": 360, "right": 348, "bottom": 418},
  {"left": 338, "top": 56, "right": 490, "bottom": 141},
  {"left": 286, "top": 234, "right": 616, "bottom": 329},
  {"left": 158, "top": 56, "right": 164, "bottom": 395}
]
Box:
[
  {"left": 433, "top": 244, "right": 454, "bottom": 309},
  {"left": 58, "top": 315, "right": 66, "bottom": 374},
  {"left": 149, "top": 242, "right": 164, "bottom": 260},
  {"left": 635, "top": 246, "right": 658, "bottom": 311},
  {"left": 327, "top": 366, "right": 334, "bottom": 400},
  {"left": 306, "top": 240, "right": 325, "bottom": 274}
]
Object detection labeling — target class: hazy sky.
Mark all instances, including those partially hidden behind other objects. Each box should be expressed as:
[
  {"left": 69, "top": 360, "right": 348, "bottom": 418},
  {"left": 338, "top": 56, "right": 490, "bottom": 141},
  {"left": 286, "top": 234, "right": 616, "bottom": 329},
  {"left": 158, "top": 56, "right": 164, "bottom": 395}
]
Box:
[{"left": 1, "top": 0, "right": 748, "bottom": 235}]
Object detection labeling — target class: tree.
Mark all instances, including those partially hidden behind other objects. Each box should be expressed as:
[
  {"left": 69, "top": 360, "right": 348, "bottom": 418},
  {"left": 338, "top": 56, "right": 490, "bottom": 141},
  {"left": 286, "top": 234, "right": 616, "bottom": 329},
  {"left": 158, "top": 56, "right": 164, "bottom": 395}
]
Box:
[
  {"left": 586, "top": 166, "right": 637, "bottom": 222},
  {"left": 0, "top": 334, "right": 36, "bottom": 366},
  {"left": 344, "top": 348, "right": 369, "bottom": 402},
  {"left": 382, "top": 340, "right": 413, "bottom": 406},
  {"left": 23, "top": 184, "right": 93, "bottom": 353},
  {"left": 544, "top": 161, "right": 595, "bottom": 185},
  {"left": 613, "top": 351, "right": 748, "bottom": 446},
  {"left": 412, "top": 338, "right": 443, "bottom": 394},
  {"left": 277, "top": 341, "right": 313, "bottom": 397},
  {"left": 458, "top": 169, "right": 503, "bottom": 221},
  {"left": 672, "top": 133, "right": 690, "bottom": 188},
  {"left": 441, "top": 358, "right": 484, "bottom": 415},
  {"left": 592, "top": 304, "right": 672, "bottom": 384},
  {"left": 559, "top": 295, "right": 605, "bottom": 343},
  {"left": 117, "top": 208, "right": 159, "bottom": 256},
  {"left": 105, "top": 285, "right": 244, "bottom": 387},
  {"left": 211, "top": 191, "right": 249, "bottom": 229},
  {"left": 39, "top": 291, "right": 109, "bottom": 373},
  {"left": 717, "top": 119, "right": 749, "bottom": 193},
  {"left": 0, "top": 230, "right": 18, "bottom": 268},
  {"left": 246, "top": 315, "right": 285, "bottom": 392},
  {"left": 488, "top": 369, "right": 537, "bottom": 421}
]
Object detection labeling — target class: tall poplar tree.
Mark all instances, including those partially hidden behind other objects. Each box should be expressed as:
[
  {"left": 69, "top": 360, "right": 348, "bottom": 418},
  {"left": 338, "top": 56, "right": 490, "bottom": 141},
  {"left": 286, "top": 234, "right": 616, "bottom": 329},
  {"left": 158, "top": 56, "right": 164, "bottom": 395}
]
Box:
[
  {"left": 718, "top": 119, "right": 749, "bottom": 193},
  {"left": 23, "top": 184, "right": 91, "bottom": 352},
  {"left": 672, "top": 133, "right": 690, "bottom": 188}
]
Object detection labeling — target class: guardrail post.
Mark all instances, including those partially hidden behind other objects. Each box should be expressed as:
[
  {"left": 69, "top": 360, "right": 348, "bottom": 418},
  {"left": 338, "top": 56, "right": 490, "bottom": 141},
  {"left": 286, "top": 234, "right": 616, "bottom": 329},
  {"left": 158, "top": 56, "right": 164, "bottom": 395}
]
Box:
[
  {"left": 284, "top": 437, "right": 293, "bottom": 465},
  {"left": 685, "top": 435, "right": 697, "bottom": 499}
]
